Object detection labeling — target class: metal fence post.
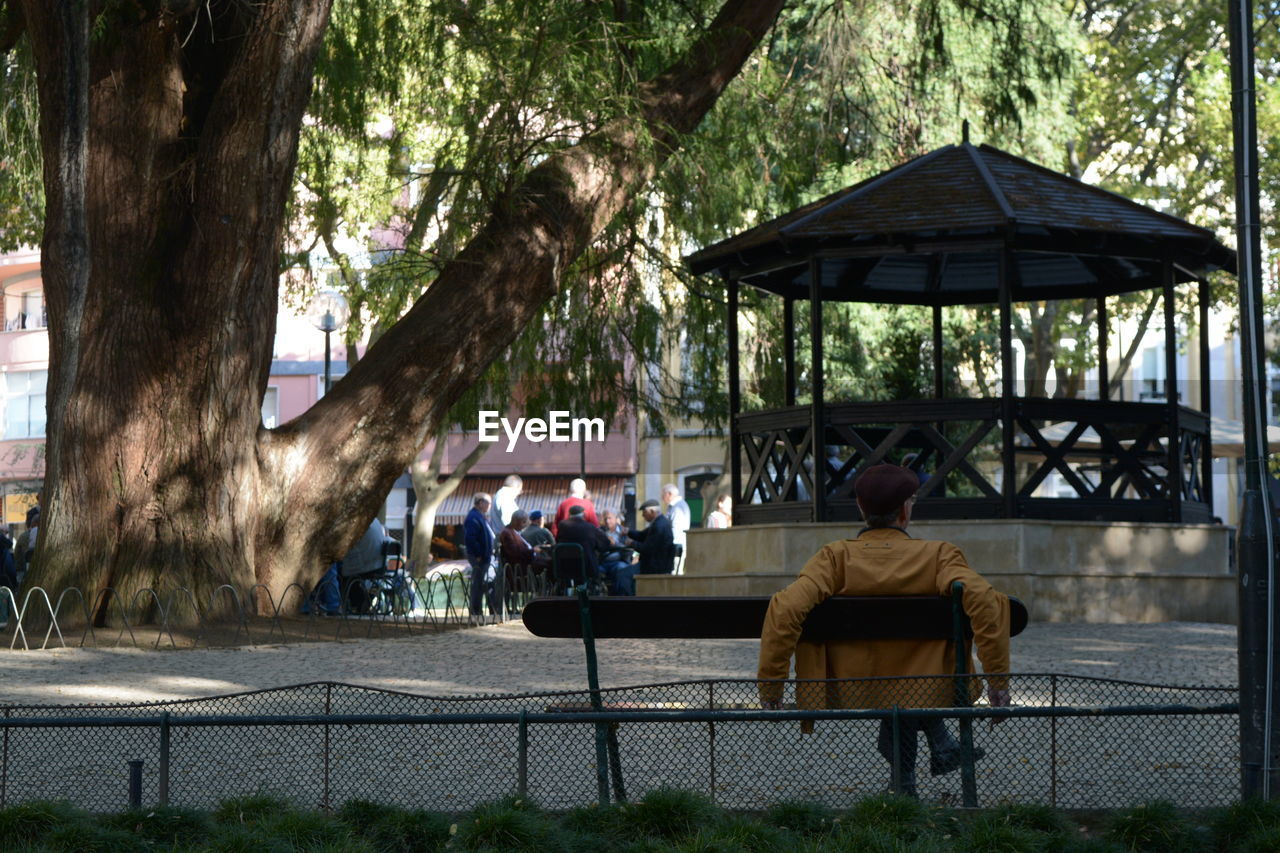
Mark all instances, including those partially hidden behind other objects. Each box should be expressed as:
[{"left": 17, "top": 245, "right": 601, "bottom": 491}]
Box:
[
  {"left": 323, "top": 683, "right": 332, "bottom": 811},
  {"left": 1050, "top": 674, "right": 1058, "bottom": 807},
  {"left": 159, "top": 712, "right": 170, "bottom": 806},
  {"left": 708, "top": 682, "right": 717, "bottom": 806},
  {"left": 1, "top": 705, "right": 8, "bottom": 809},
  {"left": 128, "top": 759, "right": 143, "bottom": 810},
  {"left": 890, "top": 706, "right": 902, "bottom": 794},
  {"left": 517, "top": 708, "right": 528, "bottom": 798}
]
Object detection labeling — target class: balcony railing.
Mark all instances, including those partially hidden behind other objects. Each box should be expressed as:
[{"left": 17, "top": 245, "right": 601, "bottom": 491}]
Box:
[{"left": 734, "top": 397, "right": 1212, "bottom": 525}]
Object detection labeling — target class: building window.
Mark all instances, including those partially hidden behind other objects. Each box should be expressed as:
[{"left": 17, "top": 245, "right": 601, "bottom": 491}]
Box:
[
  {"left": 262, "top": 386, "right": 279, "bottom": 429},
  {"left": 5, "top": 290, "right": 46, "bottom": 331},
  {"left": 5, "top": 370, "right": 47, "bottom": 439}
]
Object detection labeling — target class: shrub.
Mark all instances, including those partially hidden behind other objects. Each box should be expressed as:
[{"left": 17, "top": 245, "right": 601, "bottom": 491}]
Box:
[
  {"left": 367, "top": 807, "right": 452, "bottom": 853},
  {"left": 0, "top": 800, "right": 85, "bottom": 846},
  {"left": 763, "top": 800, "right": 837, "bottom": 837},
  {"left": 212, "top": 793, "right": 296, "bottom": 827},
  {"left": 1207, "top": 799, "right": 1280, "bottom": 852},
  {"left": 1105, "top": 801, "right": 1192, "bottom": 853},
  {"left": 702, "top": 814, "right": 798, "bottom": 852},
  {"left": 956, "top": 819, "right": 1049, "bottom": 853},
  {"left": 843, "top": 793, "right": 933, "bottom": 840},
  {"left": 204, "top": 823, "right": 292, "bottom": 853},
  {"left": 41, "top": 820, "right": 147, "bottom": 853},
  {"left": 455, "top": 797, "right": 551, "bottom": 852},
  {"left": 616, "top": 788, "right": 719, "bottom": 840},
  {"left": 103, "top": 805, "right": 214, "bottom": 845}
]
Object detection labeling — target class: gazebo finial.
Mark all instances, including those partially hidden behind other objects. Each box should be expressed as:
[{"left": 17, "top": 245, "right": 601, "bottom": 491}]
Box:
[{"left": 962, "top": 119, "right": 970, "bottom": 144}]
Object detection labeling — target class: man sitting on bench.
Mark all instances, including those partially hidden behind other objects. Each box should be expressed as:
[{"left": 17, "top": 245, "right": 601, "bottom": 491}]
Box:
[{"left": 757, "top": 463, "right": 1011, "bottom": 798}]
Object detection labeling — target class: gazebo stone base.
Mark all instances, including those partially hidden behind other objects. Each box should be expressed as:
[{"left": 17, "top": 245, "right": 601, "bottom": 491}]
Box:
[{"left": 636, "top": 519, "right": 1236, "bottom": 624}]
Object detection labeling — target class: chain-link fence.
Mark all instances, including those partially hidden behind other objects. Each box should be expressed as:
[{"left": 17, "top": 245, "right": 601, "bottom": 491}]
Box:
[{"left": 0, "top": 675, "right": 1237, "bottom": 813}]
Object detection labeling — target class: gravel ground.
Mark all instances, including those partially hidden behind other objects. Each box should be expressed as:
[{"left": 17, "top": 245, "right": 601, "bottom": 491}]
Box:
[
  {"left": 0, "top": 619, "right": 1239, "bottom": 706},
  {"left": 0, "top": 620, "right": 1240, "bottom": 812}
]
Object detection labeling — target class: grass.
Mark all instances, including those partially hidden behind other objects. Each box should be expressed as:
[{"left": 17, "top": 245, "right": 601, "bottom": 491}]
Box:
[{"left": 0, "top": 791, "right": 1277, "bottom": 852}]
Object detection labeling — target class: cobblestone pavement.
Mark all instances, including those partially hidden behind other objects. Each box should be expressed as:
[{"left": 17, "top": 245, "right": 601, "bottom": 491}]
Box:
[{"left": 0, "top": 619, "right": 1237, "bottom": 706}]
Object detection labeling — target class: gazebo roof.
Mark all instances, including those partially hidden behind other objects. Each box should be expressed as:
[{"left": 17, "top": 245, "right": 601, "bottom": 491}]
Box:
[{"left": 686, "top": 142, "right": 1236, "bottom": 306}]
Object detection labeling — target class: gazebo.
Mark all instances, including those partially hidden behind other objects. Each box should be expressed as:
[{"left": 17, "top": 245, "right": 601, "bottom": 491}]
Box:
[{"left": 686, "top": 141, "right": 1236, "bottom": 526}]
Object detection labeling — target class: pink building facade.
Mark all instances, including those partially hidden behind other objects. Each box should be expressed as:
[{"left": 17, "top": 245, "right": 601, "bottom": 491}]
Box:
[{"left": 0, "top": 251, "right": 640, "bottom": 549}]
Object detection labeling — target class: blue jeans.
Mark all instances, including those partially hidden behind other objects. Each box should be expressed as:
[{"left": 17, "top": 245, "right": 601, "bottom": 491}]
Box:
[{"left": 602, "top": 560, "right": 637, "bottom": 595}]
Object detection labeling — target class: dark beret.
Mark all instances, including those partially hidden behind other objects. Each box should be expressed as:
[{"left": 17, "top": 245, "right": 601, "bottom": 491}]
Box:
[
  {"left": 855, "top": 464, "right": 919, "bottom": 516},
  {"left": 568, "top": 504, "right": 586, "bottom": 516},
  {"left": 639, "top": 499, "right": 661, "bottom": 510},
  {"left": 529, "top": 510, "right": 543, "bottom": 520}
]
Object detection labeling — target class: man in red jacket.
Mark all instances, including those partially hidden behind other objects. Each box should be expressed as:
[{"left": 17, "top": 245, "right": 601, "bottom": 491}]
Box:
[{"left": 553, "top": 477, "right": 597, "bottom": 536}]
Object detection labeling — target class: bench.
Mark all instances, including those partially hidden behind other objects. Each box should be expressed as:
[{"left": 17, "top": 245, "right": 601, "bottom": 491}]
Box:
[{"left": 522, "top": 586, "right": 1028, "bottom": 806}]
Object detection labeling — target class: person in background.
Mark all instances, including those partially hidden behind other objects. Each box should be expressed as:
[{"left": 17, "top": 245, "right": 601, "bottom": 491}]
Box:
[
  {"left": 14, "top": 506, "right": 38, "bottom": 584},
  {"left": 553, "top": 478, "right": 598, "bottom": 536},
  {"left": 491, "top": 474, "right": 523, "bottom": 529},
  {"left": 599, "top": 509, "right": 635, "bottom": 595},
  {"left": 628, "top": 499, "right": 675, "bottom": 576},
  {"left": 705, "top": 494, "right": 733, "bottom": 529},
  {"left": 0, "top": 534, "right": 14, "bottom": 631},
  {"left": 554, "top": 504, "right": 611, "bottom": 591},
  {"left": 521, "top": 509, "right": 555, "bottom": 550},
  {"left": 662, "top": 483, "right": 690, "bottom": 572},
  {"left": 499, "top": 510, "right": 550, "bottom": 571},
  {"left": 464, "top": 493, "right": 498, "bottom": 616}
]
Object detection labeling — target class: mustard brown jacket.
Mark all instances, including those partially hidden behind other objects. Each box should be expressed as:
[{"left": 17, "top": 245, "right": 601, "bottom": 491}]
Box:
[{"left": 757, "top": 527, "right": 1010, "bottom": 712}]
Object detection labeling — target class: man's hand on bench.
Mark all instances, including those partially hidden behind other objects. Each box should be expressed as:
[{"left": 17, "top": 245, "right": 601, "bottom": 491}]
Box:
[{"left": 988, "top": 687, "right": 1010, "bottom": 728}]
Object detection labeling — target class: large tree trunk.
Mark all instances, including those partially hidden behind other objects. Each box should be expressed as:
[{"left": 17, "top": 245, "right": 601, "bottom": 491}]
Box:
[{"left": 20, "top": 0, "right": 785, "bottom": 617}]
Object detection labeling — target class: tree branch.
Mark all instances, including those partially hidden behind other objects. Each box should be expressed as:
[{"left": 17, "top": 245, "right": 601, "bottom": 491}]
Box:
[{"left": 276, "top": 0, "right": 787, "bottom": 547}]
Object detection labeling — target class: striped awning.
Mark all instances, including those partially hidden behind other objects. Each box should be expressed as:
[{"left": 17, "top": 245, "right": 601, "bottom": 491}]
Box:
[{"left": 431, "top": 476, "right": 627, "bottom": 526}]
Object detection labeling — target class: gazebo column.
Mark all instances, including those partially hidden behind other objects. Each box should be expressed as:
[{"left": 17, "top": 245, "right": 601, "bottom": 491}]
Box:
[
  {"left": 784, "top": 297, "right": 797, "bottom": 406},
  {"left": 1163, "top": 261, "right": 1181, "bottom": 522},
  {"left": 999, "top": 248, "right": 1016, "bottom": 517},
  {"left": 728, "top": 277, "right": 742, "bottom": 512},
  {"left": 809, "top": 258, "right": 826, "bottom": 521},
  {"left": 932, "top": 303, "right": 944, "bottom": 399},
  {"left": 1199, "top": 275, "right": 1213, "bottom": 512},
  {"left": 1097, "top": 296, "right": 1109, "bottom": 401}
]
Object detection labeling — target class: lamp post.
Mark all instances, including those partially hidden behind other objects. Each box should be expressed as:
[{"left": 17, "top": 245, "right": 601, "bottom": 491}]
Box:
[{"left": 307, "top": 290, "right": 350, "bottom": 395}]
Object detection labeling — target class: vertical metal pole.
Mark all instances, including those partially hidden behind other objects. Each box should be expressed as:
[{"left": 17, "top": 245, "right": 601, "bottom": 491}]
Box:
[
  {"left": 728, "top": 279, "right": 742, "bottom": 513},
  {"left": 1231, "top": 0, "right": 1277, "bottom": 798},
  {"left": 577, "top": 587, "right": 611, "bottom": 805},
  {"left": 890, "top": 707, "right": 902, "bottom": 795},
  {"left": 1, "top": 706, "right": 8, "bottom": 809},
  {"left": 1164, "top": 262, "right": 1182, "bottom": 522},
  {"left": 809, "top": 258, "right": 826, "bottom": 521},
  {"left": 323, "top": 328, "right": 332, "bottom": 395},
  {"left": 323, "top": 682, "right": 332, "bottom": 811},
  {"left": 1097, "top": 297, "right": 1109, "bottom": 401},
  {"left": 952, "top": 580, "right": 978, "bottom": 807},
  {"left": 1050, "top": 674, "right": 1058, "bottom": 807},
  {"left": 784, "top": 297, "right": 797, "bottom": 407},
  {"left": 517, "top": 708, "right": 528, "bottom": 798},
  {"left": 708, "top": 682, "right": 717, "bottom": 806},
  {"left": 1199, "top": 277, "right": 1214, "bottom": 512},
  {"left": 999, "top": 248, "right": 1017, "bottom": 518},
  {"left": 159, "top": 712, "right": 170, "bottom": 806},
  {"left": 128, "top": 759, "right": 143, "bottom": 810}
]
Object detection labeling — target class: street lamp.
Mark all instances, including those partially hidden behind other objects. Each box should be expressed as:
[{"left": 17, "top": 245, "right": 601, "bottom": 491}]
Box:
[{"left": 307, "top": 290, "right": 350, "bottom": 395}]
